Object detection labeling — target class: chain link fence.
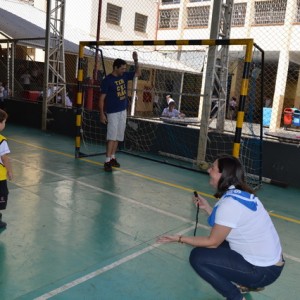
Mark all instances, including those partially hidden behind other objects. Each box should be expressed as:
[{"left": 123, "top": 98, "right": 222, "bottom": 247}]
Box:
[
  {"left": 1, "top": 0, "right": 299, "bottom": 124},
  {"left": 0, "top": 0, "right": 299, "bottom": 181}
]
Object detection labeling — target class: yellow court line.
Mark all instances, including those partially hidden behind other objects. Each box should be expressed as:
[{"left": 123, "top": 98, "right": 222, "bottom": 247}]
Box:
[
  {"left": 269, "top": 212, "right": 300, "bottom": 225},
  {"left": 8, "top": 137, "right": 213, "bottom": 196},
  {"left": 8, "top": 137, "right": 300, "bottom": 225},
  {"left": 8, "top": 138, "right": 75, "bottom": 158}
]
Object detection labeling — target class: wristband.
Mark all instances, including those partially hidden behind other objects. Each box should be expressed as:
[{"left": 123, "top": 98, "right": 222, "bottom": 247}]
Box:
[{"left": 178, "top": 236, "right": 183, "bottom": 243}]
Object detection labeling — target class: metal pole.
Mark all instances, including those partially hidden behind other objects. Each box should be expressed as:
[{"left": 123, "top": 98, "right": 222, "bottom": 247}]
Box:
[
  {"left": 232, "top": 40, "right": 254, "bottom": 157},
  {"left": 93, "top": 0, "right": 103, "bottom": 81},
  {"left": 75, "top": 43, "right": 85, "bottom": 158},
  {"left": 42, "top": 0, "right": 51, "bottom": 130}
]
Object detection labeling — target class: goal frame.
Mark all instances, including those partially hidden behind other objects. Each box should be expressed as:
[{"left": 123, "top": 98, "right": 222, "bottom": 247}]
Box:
[{"left": 75, "top": 38, "right": 255, "bottom": 161}]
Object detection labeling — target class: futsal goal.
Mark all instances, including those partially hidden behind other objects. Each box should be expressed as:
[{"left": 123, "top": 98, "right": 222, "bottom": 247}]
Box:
[{"left": 75, "top": 39, "right": 263, "bottom": 189}]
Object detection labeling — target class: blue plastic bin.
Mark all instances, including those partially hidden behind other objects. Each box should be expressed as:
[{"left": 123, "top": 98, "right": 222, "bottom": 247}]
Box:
[
  {"left": 263, "top": 107, "right": 272, "bottom": 127},
  {"left": 292, "top": 109, "right": 300, "bottom": 126}
]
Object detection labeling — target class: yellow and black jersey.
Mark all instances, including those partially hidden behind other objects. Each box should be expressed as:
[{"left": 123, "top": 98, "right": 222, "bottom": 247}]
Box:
[{"left": 0, "top": 134, "right": 10, "bottom": 181}]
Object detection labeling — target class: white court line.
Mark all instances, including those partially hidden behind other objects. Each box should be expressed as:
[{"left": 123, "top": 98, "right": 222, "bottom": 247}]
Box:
[
  {"left": 11, "top": 158, "right": 300, "bottom": 299},
  {"left": 12, "top": 158, "right": 209, "bottom": 227},
  {"left": 10, "top": 158, "right": 208, "bottom": 299},
  {"left": 34, "top": 225, "right": 195, "bottom": 300},
  {"left": 283, "top": 253, "right": 300, "bottom": 263}
]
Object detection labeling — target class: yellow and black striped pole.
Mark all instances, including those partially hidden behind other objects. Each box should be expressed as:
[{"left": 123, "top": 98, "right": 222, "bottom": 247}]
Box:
[
  {"left": 232, "top": 39, "right": 254, "bottom": 158},
  {"left": 75, "top": 43, "right": 85, "bottom": 158}
]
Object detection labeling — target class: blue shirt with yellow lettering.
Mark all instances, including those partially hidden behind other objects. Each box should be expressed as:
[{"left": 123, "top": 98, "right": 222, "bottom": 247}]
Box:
[{"left": 101, "top": 72, "right": 135, "bottom": 114}]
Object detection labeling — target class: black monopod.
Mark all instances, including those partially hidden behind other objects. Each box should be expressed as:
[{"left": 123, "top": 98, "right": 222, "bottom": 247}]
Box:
[{"left": 193, "top": 191, "right": 200, "bottom": 236}]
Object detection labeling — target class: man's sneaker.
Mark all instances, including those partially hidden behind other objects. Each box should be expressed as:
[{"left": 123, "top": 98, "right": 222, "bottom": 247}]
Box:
[
  {"left": 104, "top": 161, "right": 112, "bottom": 172},
  {"left": 238, "top": 285, "right": 265, "bottom": 294},
  {"left": 0, "top": 220, "right": 7, "bottom": 229},
  {"left": 110, "top": 158, "right": 120, "bottom": 168}
]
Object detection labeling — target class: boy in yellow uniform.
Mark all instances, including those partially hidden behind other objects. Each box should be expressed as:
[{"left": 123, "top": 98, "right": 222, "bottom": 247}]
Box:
[{"left": 0, "top": 109, "right": 13, "bottom": 228}]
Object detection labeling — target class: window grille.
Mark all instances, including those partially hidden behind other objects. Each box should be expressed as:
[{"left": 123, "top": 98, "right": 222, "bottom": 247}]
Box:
[
  {"left": 254, "top": 0, "right": 287, "bottom": 25},
  {"left": 187, "top": 6, "right": 210, "bottom": 27},
  {"left": 19, "top": 0, "right": 34, "bottom": 5},
  {"left": 106, "top": 3, "right": 122, "bottom": 26},
  {"left": 134, "top": 13, "right": 148, "bottom": 32},
  {"left": 140, "top": 70, "right": 151, "bottom": 81},
  {"left": 189, "top": 0, "right": 210, "bottom": 2},
  {"left": 159, "top": 9, "right": 179, "bottom": 28},
  {"left": 161, "top": 0, "right": 181, "bottom": 4},
  {"left": 232, "top": 3, "right": 247, "bottom": 26}
]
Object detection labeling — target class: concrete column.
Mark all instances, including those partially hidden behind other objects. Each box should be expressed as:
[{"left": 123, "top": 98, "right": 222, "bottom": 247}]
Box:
[
  {"left": 294, "top": 69, "right": 300, "bottom": 108},
  {"left": 229, "top": 61, "right": 239, "bottom": 97},
  {"left": 269, "top": 0, "right": 296, "bottom": 131},
  {"left": 177, "top": 0, "right": 188, "bottom": 40},
  {"left": 244, "top": 0, "right": 255, "bottom": 37},
  {"left": 198, "top": 1, "right": 214, "bottom": 120}
]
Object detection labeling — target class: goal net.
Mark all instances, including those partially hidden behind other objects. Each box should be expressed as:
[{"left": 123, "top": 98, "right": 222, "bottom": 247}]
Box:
[{"left": 75, "top": 39, "right": 263, "bottom": 189}]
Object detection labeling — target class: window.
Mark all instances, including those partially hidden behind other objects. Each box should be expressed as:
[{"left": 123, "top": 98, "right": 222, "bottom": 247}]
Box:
[
  {"left": 135, "top": 13, "right": 148, "bottom": 32},
  {"left": 161, "top": 0, "right": 180, "bottom": 4},
  {"left": 296, "top": 0, "right": 300, "bottom": 22},
  {"left": 189, "top": 0, "right": 210, "bottom": 2},
  {"left": 187, "top": 6, "right": 210, "bottom": 27},
  {"left": 159, "top": 9, "right": 179, "bottom": 28},
  {"left": 140, "top": 69, "right": 151, "bottom": 81},
  {"left": 254, "top": 0, "right": 286, "bottom": 25},
  {"left": 106, "top": 3, "right": 122, "bottom": 25},
  {"left": 232, "top": 3, "right": 247, "bottom": 26},
  {"left": 20, "top": 0, "right": 34, "bottom": 5}
]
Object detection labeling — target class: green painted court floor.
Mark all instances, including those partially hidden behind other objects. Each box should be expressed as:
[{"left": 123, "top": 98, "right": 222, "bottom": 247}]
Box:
[{"left": 0, "top": 124, "right": 299, "bottom": 300}]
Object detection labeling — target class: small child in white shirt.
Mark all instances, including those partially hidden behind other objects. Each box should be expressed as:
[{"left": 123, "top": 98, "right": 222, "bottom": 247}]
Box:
[{"left": 161, "top": 99, "right": 185, "bottom": 118}]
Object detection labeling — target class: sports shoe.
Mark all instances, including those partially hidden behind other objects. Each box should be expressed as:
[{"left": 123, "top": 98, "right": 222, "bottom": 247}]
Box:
[
  {"left": 238, "top": 285, "right": 265, "bottom": 294},
  {"left": 104, "top": 161, "right": 112, "bottom": 172},
  {"left": 110, "top": 158, "right": 120, "bottom": 168}
]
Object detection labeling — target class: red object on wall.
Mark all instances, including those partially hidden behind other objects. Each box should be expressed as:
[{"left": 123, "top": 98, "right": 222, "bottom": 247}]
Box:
[
  {"left": 143, "top": 86, "right": 152, "bottom": 102},
  {"left": 22, "top": 90, "right": 40, "bottom": 102},
  {"left": 283, "top": 108, "right": 293, "bottom": 126}
]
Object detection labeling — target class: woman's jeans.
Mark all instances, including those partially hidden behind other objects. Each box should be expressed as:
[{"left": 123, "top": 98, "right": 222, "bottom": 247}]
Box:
[{"left": 189, "top": 242, "right": 284, "bottom": 300}]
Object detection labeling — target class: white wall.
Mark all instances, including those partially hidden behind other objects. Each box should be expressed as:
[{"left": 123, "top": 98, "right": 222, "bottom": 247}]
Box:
[
  {"left": 99, "top": 0, "right": 157, "bottom": 41},
  {"left": 33, "top": 0, "right": 158, "bottom": 41}
]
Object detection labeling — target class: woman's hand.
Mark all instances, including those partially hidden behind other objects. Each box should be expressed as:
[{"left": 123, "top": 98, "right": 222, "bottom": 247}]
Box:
[
  {"left": 156, "top": 235, "right": 179, "bottom": 243},
  {"left": 193, "top": 194, "right": 213, "bottom": 215}
]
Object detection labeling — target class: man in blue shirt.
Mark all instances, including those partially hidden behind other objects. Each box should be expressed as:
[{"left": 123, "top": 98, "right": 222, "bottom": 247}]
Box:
[{"left": 99, "top": 51, "right": 140, "bottom": 171}]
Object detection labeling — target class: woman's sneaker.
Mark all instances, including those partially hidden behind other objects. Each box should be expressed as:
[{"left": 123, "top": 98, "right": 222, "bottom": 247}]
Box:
[{"left": 238, "top": 285, "right": 265, "bottom": 294}]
